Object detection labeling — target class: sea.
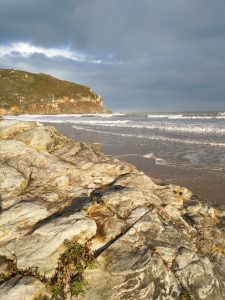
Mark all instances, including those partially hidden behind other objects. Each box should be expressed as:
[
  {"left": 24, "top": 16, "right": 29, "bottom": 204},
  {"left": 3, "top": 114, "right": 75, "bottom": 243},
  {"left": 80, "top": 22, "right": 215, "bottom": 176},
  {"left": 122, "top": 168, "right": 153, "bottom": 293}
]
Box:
[{"left": 5, "top": 112, "right": 225, "bottom": 206}]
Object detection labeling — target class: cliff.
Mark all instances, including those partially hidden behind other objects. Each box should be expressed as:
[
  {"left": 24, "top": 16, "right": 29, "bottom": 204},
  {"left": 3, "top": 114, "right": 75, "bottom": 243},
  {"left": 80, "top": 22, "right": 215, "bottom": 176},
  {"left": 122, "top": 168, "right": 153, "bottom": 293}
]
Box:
[
  {"left": 0, "top": 119, "right": 224, "bottom": 300},
  {"left": 0, "top": 69, "right": 108, "bottom": 114}
]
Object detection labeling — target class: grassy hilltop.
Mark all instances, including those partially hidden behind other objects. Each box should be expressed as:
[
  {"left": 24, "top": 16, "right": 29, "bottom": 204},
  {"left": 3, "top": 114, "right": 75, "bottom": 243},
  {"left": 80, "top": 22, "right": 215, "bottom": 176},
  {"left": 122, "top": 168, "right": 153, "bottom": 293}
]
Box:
[{"left": 0, "top": 69, "right": 107, "bottom": 114}]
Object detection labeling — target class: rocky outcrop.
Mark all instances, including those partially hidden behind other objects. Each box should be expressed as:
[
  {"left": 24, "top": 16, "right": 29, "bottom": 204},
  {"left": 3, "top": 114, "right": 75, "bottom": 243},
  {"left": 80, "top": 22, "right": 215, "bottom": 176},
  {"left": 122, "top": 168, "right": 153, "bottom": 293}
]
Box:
[
  {"left": 0, "top": 119, "right": 224, "bottom": 300},
  {"left": 0, "top": 69, "right": 108, "bottom": 114}
]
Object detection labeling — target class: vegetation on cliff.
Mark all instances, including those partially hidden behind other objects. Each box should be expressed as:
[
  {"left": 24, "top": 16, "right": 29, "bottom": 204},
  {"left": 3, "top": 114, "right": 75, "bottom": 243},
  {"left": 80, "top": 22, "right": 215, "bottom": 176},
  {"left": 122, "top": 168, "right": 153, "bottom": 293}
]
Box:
[
  {"left": 49, "top": 240, "right": 96, "bottom": 299},
  {"left": 0, "top": 69, "right": 107, "bottom": 114}
]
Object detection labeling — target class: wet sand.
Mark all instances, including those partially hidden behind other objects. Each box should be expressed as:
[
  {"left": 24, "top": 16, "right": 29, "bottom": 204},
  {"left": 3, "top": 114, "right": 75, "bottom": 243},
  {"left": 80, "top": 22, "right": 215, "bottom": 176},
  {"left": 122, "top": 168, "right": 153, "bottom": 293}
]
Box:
[{"left": 51, "top": 123, "right": 225, "bottom": 208}]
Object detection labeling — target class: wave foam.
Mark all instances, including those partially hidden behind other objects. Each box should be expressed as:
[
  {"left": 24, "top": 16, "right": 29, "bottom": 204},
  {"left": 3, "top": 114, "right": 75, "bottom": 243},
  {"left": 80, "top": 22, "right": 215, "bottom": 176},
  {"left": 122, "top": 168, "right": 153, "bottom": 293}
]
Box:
[
  {"left": 147, "top": 114, "right": 183, "bottom": 119},
  {"left": 72, "top": 125, "right": 225, "bottom": 147},
  {"left": 218, "top": 112, "right": 225, "bottom": 116},
  {"left": 143, "top": 153, "right": 154, "bottom": 159},
  {"left": 5, "top": 115, "right": 225, "bottom": 134},
  {"left": 143, "top": 153, "right": 168, "bottom": 165},
  {"left": 147, "top": 114, "right": 225, "bottom": 120},
  {"left": 70, "top": 120, "right": 225, "bottom": 134}
]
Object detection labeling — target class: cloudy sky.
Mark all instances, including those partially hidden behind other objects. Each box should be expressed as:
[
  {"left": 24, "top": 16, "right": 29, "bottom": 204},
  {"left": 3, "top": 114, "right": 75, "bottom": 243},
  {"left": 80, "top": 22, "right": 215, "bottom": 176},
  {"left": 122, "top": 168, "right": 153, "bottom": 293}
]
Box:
[{"left": 0, "top": 0, "right": 225, "bottom": 112}]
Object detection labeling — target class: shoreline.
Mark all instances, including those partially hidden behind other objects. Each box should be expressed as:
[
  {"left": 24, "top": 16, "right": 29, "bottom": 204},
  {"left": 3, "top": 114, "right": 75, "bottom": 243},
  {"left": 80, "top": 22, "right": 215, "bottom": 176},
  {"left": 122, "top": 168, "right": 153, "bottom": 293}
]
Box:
[
  {"left": 0, "top": 119, "right": 225, "bottom": 299},
  {"left": 51, "top": 122, "right": 225, "bottom": 208}
]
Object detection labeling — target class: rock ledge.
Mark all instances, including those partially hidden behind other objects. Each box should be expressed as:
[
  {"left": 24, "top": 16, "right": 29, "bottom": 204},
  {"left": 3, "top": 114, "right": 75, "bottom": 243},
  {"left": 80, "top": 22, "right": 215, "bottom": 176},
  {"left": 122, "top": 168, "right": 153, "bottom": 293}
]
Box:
[{"left": 0, "top": 119, "right": 224, "bottom": 300}]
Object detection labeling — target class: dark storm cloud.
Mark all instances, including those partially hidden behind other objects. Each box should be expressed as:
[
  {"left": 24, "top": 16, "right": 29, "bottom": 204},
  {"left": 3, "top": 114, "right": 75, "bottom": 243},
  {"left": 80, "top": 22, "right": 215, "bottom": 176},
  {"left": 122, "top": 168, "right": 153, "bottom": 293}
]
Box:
[{"left": 0, "top": 0, "right": 225, "bottom": 111}]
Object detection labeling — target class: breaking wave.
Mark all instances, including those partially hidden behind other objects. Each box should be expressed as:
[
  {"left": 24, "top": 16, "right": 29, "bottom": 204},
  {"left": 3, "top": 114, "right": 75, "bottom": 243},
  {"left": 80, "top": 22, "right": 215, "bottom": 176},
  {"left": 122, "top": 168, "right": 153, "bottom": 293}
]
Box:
[
  {"left": 5, "top": 114, "right": 225, "bottom": 135},
  {"left": 143, "top": 153, "right": 167, "bottom": 165},
  {"left": 147, "top": 113, "right": 225, "bottom": 119},
  {"left": 72, "top": 125, "right": 225, "bottom": 147},
  {"left": 71, "top": 120, "right": 225, "bottom": 134}
]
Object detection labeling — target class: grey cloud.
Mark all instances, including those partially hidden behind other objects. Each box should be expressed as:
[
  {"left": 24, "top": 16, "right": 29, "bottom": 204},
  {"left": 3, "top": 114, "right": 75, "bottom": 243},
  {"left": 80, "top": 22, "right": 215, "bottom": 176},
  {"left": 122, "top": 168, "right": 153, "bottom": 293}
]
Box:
[{"left": 0, "top": 0, "right": 225, "bottom": 111}]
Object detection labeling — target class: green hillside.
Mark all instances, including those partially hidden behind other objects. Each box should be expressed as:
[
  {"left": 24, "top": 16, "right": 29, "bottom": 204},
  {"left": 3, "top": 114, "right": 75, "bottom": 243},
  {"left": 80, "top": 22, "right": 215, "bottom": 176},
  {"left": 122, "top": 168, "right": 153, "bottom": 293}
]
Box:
[{"left": 0, "top": 69, "right": 107, "bottom": 114}]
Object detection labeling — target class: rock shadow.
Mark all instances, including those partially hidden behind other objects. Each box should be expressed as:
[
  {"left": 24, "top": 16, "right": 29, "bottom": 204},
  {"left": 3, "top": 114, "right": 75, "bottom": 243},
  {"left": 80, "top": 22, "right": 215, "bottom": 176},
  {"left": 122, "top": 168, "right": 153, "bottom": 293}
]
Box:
[{"left": 30, "top": 196, "right": 90, "bottom": 234}]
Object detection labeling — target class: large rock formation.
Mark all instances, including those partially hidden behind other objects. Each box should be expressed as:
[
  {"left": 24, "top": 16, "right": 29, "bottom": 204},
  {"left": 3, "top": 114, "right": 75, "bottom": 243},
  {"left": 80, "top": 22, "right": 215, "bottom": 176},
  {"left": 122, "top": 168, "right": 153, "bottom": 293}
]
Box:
[
  {"left": 0, "top": 69, "right": 108, "bottom": 114},
  {"left": 0, "top": 119, "right": 224, "bottom": 300}
]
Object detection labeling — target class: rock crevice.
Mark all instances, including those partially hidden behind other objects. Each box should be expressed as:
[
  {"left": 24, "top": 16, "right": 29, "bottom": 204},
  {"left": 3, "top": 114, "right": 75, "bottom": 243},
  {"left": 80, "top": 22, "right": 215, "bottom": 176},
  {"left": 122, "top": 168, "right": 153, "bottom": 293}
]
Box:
[{"left": 0, "top": 119, "right": 224, "bottom": 300}]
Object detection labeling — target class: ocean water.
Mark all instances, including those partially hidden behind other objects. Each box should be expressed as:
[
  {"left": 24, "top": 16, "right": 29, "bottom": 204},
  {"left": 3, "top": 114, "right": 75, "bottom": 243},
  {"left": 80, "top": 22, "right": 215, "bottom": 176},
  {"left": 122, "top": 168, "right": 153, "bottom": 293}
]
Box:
[{"left": 6, "top": 112, "right": 225, "bottom": 204}]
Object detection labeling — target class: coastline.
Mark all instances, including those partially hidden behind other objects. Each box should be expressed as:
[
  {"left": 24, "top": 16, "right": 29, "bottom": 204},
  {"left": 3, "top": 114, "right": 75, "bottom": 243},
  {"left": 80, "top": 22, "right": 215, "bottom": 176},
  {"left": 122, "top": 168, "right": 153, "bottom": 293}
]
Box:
[
  {"left": 0, "top": 119, "right": 225, "bottom": 299},
  {"left": 51, "top": 122, "right": 225, "bottom": 208}
]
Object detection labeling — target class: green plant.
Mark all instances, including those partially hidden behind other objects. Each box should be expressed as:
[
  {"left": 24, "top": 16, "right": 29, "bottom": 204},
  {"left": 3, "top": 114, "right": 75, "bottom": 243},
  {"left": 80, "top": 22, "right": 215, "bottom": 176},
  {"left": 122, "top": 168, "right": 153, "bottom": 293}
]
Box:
[
  {"left": 70, "top": 276, "right": 88, "bottom": 296},
  {"left": 48, "top": 240, "right": 96, "bottom": 299},
  {"left": 0, "top": 69, "right": 103, "bottom": 114},
  {"left": 180, "top": 288, "right": 192, "bottom": 300},
  {"left": 49, "top": 283, "right": 63, "bottom": 299}
]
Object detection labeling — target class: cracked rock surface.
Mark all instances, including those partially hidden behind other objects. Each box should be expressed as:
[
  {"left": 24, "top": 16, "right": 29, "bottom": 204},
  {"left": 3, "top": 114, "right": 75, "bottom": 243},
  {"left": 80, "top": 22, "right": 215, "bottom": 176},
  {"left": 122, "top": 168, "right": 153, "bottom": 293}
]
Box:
[{"left": 0, "top": 119, "right": 224, "bottom": 300}]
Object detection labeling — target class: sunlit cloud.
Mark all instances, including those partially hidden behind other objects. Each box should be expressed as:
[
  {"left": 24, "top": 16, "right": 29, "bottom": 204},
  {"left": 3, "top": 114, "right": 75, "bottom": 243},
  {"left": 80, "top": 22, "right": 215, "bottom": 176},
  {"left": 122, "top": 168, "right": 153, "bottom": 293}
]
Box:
[
  {"left": 0, "top": 42, "right": 89, "bottom": 63},
  {"left": 0, "top": 0, "right": 225, "bottom": 111}
]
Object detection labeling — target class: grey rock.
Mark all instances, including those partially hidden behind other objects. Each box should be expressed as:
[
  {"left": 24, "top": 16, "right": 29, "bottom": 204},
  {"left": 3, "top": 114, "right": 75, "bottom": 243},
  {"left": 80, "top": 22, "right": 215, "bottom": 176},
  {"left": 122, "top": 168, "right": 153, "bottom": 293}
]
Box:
[
  {"left": 0, "top": 119, "right": 224, "bottom": 300},
  {"left": 0, "top": 275, "right": 50, "bottom": 300}
]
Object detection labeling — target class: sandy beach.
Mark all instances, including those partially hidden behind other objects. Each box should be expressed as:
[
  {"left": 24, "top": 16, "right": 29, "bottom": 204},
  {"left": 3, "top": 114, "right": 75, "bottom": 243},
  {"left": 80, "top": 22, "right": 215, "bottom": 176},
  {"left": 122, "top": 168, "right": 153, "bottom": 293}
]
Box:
[
  {"left": 1, "top": 118, "right": 225, "bottom": 299},
  {"left": 51, "top": 121, "right": 225, "bottom": 208}
]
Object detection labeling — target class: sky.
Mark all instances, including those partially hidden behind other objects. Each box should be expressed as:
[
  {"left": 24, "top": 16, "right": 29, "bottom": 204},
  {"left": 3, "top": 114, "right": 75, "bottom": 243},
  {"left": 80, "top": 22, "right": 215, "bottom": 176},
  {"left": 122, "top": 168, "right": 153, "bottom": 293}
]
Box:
[{"left": 0, "top": 0, "right": 225, "bottom": 112}]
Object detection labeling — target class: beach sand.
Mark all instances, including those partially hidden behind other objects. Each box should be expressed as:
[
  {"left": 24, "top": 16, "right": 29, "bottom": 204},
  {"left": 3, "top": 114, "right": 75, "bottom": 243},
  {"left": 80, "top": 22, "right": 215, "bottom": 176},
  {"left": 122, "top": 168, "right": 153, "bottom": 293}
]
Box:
[{"left": 50, "top": 123, "right": 225, "bottom": 208}]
